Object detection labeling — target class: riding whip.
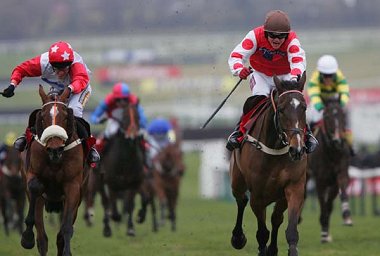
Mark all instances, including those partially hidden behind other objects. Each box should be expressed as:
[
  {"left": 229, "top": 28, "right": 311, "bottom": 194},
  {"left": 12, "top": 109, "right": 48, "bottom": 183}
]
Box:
[{"left": 201, "top": 78, "right": 243, "bottom": 129}]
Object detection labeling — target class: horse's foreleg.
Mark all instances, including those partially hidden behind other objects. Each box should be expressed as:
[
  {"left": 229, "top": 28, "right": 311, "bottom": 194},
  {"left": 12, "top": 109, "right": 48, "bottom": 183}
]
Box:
[
  {"left": 100, "top": 184, "right": 112, "bottom": 237},
  {"left": 167, "top": 186, "right": 179, "bottom": 232},
  {"left": 317, "top": 185, "right": 338, "bottom": 243},
  {"left": 35, "top": 197, "right": 48, "bottom": 256},
  {"left": 337, "top": 172, "right": 353, "bottom": 226},
  {"left": 267, "top": 199, "right": 287, "bottom": 256},
  {"left": 60, "top": 182, "right": 81, "bottom": 256},
  {"left": 21, "top": 176, "right": 44, "bottom": 249},
  {"left": 230, "top": 154, "right": 248, "bottom": 250},
  {"left": 125, "top": 190, "right": 136, "bottom": 237},
  {"left": 252, "top": 202, "right": 269, "bottom": 256},
  {"left": 285, "top": 181, "right": 305, "bottom": 256}
]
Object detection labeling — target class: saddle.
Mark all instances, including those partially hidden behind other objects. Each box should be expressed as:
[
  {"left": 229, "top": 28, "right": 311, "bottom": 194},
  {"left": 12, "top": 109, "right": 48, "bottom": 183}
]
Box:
[{"left": 238, "top": 95, "right": 270, "bottom": 142}]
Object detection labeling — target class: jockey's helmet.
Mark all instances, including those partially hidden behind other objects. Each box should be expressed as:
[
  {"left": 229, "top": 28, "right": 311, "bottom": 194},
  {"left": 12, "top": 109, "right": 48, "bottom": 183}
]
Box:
[
  {"left": 112, "top": 82, "right": 130, "bottom": 99},
  {"left": 48, "top": 41, "right": 74, "bottom": 69},
  {"left": 317, "top": 55, "right": 338, "bottom": 74},
  {"left": 264, "top": 10, "right": 290, "bottom": 33}
]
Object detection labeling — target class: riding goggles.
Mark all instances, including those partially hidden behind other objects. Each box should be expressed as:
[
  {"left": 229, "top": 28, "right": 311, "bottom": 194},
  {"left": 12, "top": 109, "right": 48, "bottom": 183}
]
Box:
[{"left": 265, "top": 31, "right": 289, "bottom": 39}]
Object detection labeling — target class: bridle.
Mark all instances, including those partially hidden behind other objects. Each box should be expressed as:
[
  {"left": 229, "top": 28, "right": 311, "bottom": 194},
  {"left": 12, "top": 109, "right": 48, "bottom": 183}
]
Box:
[{"left": 271, "top": 89, "right": 306, "bottom": 147}]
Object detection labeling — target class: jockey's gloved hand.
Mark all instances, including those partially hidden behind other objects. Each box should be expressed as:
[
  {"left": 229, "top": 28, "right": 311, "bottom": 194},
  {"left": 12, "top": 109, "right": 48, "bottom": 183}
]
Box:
[
  {"left": 2, "top": 84, "right": 15, "bottom": 98},
  {"left": 238, "top": 67, "right": 252, "bottom": 79}
]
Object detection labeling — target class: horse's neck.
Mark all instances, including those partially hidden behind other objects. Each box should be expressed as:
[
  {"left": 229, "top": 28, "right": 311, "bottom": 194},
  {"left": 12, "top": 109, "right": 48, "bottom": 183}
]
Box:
[{"left": 252, "top": 107, "right": 279, "bottom": 146}]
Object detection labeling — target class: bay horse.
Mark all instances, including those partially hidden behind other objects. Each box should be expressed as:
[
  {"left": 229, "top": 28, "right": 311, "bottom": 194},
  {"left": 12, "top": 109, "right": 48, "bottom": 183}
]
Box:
[
  {"left": 153, "top": 141, "right": 185, "bottom": 231},
  {"left": 21, "top": 85, "right": 88, "bottom": 256},
  {"left": 230, "top": 73, "right": 307, "bottom": 256},
  {"left": 308, "top": 94, "right": 353, "bottom": 243},
  {"left": 99, "top": 100, "right": 145, "bottom": 237},
  {"left": 0, "top": 144, "right": 25, "bottom": 236}
]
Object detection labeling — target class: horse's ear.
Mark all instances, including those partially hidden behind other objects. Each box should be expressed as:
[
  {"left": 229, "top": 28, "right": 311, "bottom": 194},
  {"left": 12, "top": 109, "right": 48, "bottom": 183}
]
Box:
[
  {"left": 39, "top": 84, "right": 48, "bottom": 104},
  {"left": 273, "top": 75, "right": 284, "bottom": 93},
  {"left": 297, "top": 71, "right": 307, "bottom": 92},
  {"left": 59, "top": 87, "right": 71, "bottom": 103},
  {"left": 66, "top": 108, "right": 75, "bottom": 138},
  {"left": 35, "top": 111, "right": 44, "bottom": 138}
]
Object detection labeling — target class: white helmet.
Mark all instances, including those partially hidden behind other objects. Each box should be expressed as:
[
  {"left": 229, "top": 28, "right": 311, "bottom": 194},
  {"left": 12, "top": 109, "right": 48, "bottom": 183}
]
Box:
[{"left": 317, "top": 55, "right": 338, "bottom": 74}]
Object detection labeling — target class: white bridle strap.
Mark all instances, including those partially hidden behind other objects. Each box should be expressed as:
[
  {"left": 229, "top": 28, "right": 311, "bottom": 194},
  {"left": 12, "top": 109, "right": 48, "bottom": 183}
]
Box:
[
  {"left": 34, "top": 135, "right": 82, "bottom": 151},
  {"left": 245, "top": 134, "right": 290, "bottom": 155}
]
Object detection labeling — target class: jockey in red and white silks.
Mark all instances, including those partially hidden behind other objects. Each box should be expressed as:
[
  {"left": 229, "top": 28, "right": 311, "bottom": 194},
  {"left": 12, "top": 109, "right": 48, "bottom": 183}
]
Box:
[
  {"left": 9, "top": 41, "right": 92, "bottom": 118},
  {"left": 228, "top": 25, "right": 306, "bottom": 97}
]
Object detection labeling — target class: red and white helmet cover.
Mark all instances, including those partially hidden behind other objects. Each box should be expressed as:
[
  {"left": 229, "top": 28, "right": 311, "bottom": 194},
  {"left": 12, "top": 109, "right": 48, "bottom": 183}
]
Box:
[{"left": 48, "top": 41, "right": 74, "bottom": 65}]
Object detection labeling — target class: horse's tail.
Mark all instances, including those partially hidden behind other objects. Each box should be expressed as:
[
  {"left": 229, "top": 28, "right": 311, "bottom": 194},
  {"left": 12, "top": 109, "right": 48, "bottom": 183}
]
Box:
[{"left": 45, "top": 200, "right": 63, "bottom": 213}]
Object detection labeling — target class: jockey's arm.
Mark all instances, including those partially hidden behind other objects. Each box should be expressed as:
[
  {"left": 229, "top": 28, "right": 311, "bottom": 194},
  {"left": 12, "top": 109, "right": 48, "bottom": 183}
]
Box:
[
  {"left": 137, "top": 104, "right": 148, "bottom": 129},
  {"left": 10, "top": 56, "right": 42, "bottom": 86},
  {"left": 90, "top": 100, "right": 107, "bottom": 124}
]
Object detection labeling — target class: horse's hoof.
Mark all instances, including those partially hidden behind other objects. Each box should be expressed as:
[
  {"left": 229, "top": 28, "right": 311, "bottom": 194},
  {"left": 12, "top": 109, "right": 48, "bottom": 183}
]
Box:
[
  {"left": 343, "top": 217, "right": 353, "bottom": 226},
  {"left": 231, "top": 233, "right": 247, "bottom": 250},
  {"left": 103, "top": 227, "right": 112, "bottom": 238},
  {"left": 127, "top": 228, "right": 136, "bottom": 237},
  {"left": 321, "top": 235, "right": 332, "bottom": 243},
  {"left": 21, "top": 230, "right": 35, "bottom": 249}
]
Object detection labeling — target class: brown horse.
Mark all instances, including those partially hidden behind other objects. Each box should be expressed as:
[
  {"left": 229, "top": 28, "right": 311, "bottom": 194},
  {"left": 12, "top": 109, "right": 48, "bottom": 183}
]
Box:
[
  {"left": 0, "top": 144, "right": 25, "bottom": 236},
  {"left": 21, "top": 85, "right": 88, "bottom": 256},
  {"left": 230, "top": 73, "right": 307, "bottom": 256},
  {"left": 152, "top": 141, "right": 185, "bottom": 231},
  {"left": 99, "top": 100, "right": 145, "bottom": 237},
  {"left": 308, "top": 95, "right": 353, "bottom": 243}
]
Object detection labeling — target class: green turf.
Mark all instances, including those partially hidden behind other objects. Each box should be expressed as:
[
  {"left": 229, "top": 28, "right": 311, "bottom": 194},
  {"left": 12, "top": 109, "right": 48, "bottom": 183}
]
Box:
[{"left": 1, "top": 152, "right": 380, "bottom": 255}]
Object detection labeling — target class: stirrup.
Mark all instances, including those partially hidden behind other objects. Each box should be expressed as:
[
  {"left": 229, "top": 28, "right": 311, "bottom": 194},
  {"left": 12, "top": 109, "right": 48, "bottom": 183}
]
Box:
[
  {"left": 88, "top": 148, "right": 100, "bottom": 164},
  {"left": 226, "top": 131, "right": 241, "bottom": 151},
  {"left": 305, "top": 134, "right": 318, "bottom": 154}
]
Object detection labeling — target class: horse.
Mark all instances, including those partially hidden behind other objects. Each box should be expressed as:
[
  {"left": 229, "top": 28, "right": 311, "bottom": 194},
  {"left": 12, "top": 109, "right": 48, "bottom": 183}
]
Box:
[
  {"left": 152, "top": 141, "right": 185, "bottom": 231},
  {"left": 99, "top": 100, "right": 145, "bottom": 237},
  {"left": 20, "top": 85, "right": 88, "bottom": 256},
  {"left": 308, "top": 94, "right": 353, "bottom": 243},
  {"left": 229, "top": 73, "right": 307, "bottom": 256},
  {"left": 0, "top": 144, "right": 25, "bottom": 236}
]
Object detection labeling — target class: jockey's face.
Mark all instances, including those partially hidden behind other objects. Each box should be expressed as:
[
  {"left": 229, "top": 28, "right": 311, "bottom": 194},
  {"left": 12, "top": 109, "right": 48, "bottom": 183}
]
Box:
[
  {"left": 266, "top": 32, "right": 288, "bottom": 50},
  {"left": 321, "top": 73, "right": 335, "bottom": 86},
  {"left": 52, "top": 66, "right": 70, "bottom": 80},
  {"left": 115, "top": 98, "right": 128, "bottom": 107}
]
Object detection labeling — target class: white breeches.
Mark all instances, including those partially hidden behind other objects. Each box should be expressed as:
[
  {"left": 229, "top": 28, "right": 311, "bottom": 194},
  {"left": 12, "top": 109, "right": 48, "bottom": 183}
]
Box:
[
  {"left": 67, "top": 85, "right": 92, "bottom": 117},
  {"left": 248, "top": 70, "right": 293, "bottom": 96}
]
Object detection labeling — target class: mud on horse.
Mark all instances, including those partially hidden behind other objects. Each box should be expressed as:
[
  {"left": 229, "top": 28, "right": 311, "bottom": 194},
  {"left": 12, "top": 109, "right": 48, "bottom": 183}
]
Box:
[
  {"left": 230, "top": 72, "right": 308, "bottom": 256},
  {"left": 21, "top": 85, "right": 88, "bottom": 256}
]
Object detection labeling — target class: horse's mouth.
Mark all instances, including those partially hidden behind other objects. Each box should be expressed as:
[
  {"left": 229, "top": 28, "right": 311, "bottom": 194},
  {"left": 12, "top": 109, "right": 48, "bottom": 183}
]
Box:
[{"left": 47, "top": 146, "right": 65, "bottom": 162}]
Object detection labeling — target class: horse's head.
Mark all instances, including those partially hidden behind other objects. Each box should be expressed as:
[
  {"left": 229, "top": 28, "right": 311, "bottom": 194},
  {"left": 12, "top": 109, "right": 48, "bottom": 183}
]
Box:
[
  {"left": 36, "top": 85, "right": 75, "bottom": 163},
  {"left": 156, "top": 143, "right": 185, "bottom": 176},
  {"left": 119, "top": 101, "right": 140, "bottom": 140},
  {"left": 321, "top": 94, "right": 346, "bottom": 148},
  {"left": 273, "top": 72, "right": 307, "bottom": 161}
]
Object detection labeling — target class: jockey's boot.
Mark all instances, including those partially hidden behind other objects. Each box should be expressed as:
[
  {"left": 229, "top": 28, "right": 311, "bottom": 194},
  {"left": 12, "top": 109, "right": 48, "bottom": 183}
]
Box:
[
  {"left": 88, "top": 147, "right": 100, "bottom": 164},
  {"left": 305, "top": 124, "right": 318, "bottom": 154},
  {"left": 226, "top": 125, "right": 242, "bottom": 151},
  {"left": 344, "top": 130, "right": 356, "bottom": 157},
  {"left": 14, "top": 134, "right": 27, "bottom": 152}
]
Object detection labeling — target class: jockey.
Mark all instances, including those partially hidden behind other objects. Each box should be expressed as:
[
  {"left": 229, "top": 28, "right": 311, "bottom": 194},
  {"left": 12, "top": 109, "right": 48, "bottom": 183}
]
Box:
[
  {"left": 226, "top": 9, "right": 318, "bottom": 153},
  {"left": 147, "top": 117, "right": 176, "bottom": 167},
  {"left": 307, "top": 54, "right": 354, "bottom": 155},
  {"left": 90, "top": 82, "right": 148, "bottom": 138},
  {"left": 90, "top": 82, "right": 150, "bottom": 165},
  {"left": 1, "top": 41, "right": 100, "bottom": 165},
  {"left": 147, "top": 118, "right": 176, "bottom": 148}
]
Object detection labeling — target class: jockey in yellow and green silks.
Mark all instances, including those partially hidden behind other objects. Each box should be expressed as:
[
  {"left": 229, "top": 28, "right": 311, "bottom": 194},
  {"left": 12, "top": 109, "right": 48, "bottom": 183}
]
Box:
[{"left": 307, "top": 55, "right": 354, "bottom": 154}]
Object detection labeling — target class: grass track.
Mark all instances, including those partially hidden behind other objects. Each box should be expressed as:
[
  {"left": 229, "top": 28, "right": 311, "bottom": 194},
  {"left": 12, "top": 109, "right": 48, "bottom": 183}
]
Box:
[{"left": 1, "top": 152, "right": 380, "bottom": 255}]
